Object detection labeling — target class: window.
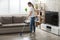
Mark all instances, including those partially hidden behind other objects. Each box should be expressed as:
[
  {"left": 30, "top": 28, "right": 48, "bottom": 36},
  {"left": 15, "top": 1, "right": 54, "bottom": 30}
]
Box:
[
  {"left": 20, "top": 0, "right": 29, "bottom": 14},
  {"left": 0, "top": 0, "right": 34, "bottom": 15},
  {"left": 0, "top": 0, "right": 8, "bottom": 15},
  {"left": 10, "top": 0, "right": 19, "bottom": 14}
]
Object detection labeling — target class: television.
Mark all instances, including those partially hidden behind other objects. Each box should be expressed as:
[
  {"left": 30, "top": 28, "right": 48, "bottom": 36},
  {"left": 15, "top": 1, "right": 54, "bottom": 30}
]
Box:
[{"left": 45, "top": 11, "right": 59, "bottom": 26}]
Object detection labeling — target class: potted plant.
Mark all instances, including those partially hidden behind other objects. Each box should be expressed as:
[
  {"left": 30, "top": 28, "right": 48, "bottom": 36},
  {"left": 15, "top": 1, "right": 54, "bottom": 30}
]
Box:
[{"left": 25, "top": 8, "right": 27, "bottom": 12}]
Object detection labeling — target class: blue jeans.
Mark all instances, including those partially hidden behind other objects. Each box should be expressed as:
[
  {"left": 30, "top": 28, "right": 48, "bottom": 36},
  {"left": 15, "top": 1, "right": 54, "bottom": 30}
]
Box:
[{"left": 30, "top": 17, "right": 35, "bottom": 32}]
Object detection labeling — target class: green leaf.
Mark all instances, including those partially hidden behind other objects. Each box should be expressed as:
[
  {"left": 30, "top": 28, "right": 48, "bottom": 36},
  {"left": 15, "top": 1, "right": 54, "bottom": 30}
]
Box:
[{"left": 25, "top": 8, "right": 27, "bottom": 12}]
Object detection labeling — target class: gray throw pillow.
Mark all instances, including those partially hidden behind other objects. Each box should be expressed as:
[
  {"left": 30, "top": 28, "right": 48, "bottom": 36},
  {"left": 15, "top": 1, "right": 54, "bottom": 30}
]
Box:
[{"left": 0, "top": 22, "right": 2, "bottom": 26}]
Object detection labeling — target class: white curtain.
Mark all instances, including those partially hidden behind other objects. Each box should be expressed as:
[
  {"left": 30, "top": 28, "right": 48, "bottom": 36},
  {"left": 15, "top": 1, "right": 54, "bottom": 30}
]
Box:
[
  {"left": 0, "top": 0, "right": 8, "bottom": 15},
  {"left": 10, "top": 0, "right": 19, "bottom": 14},
  {"left": 21, "top": 0, "right": 35, "bottom": 14},
  {"left": 0, "top": 0, "right": 35, "bottom": 15}
]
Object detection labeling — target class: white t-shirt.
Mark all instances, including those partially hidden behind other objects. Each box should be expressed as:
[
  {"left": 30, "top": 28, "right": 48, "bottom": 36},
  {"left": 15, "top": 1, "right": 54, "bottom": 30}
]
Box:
[{"left": 29, "top": 7, "right": 35, "bottom": 17}]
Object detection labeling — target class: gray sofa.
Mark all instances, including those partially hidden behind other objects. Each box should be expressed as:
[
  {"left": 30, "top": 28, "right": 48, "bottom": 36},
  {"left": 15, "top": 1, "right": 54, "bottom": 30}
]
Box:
[{"left": 0, "top": 16, "right": 30, "bottom": 34}]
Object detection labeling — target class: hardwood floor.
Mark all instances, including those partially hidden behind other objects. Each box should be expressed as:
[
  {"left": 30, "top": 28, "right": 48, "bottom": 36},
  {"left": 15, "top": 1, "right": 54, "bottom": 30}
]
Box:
[{"left": 0, "top": 27, "right": 59, "bottom": 40}]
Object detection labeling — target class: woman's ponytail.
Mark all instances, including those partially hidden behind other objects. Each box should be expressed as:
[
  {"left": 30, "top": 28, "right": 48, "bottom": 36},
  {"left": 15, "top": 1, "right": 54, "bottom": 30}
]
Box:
[{"left": 32, "top": 4, "right": 34, "bottom": 8}]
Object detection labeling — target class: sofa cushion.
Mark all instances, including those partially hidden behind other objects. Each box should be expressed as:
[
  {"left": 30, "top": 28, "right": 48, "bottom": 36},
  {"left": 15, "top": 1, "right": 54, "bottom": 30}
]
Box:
[
  {"left": 2, "top": 23, "right": 28, "bottom": 28},
  {"left": 13, "top": 16, "right": 26, "bottom": 23},
  {"left": 0, "top": 22, "right": 2, "bottom": 26},
  {"left": 0, "top": 17, "right": 2, "bottom": 25},
  {"left": 1, "top": 16, "right": 12, "bottom": 24},
  {"left": 0, "top": 17, "right": 2, "bottom": 22}
]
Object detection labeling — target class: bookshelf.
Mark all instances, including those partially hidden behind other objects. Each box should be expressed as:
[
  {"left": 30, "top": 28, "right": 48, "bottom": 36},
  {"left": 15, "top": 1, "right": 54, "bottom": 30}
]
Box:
[{"left": 34, "top": 1, "right": 45, "bottom": 27}]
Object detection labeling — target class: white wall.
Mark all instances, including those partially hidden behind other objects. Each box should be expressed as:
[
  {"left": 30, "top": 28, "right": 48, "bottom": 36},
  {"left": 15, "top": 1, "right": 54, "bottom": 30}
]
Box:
[
  {"left": 45, "top": 0, "right": 59, "bottom": 11},
  {"left": 37, "top": 0, "right": 59, "bottom": 11}
]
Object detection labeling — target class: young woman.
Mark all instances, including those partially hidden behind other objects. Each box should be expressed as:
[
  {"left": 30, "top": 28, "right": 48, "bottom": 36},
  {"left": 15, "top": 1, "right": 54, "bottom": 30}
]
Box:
[{"left": 28, "top": 2, "right": 35, "bottom": 33}]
